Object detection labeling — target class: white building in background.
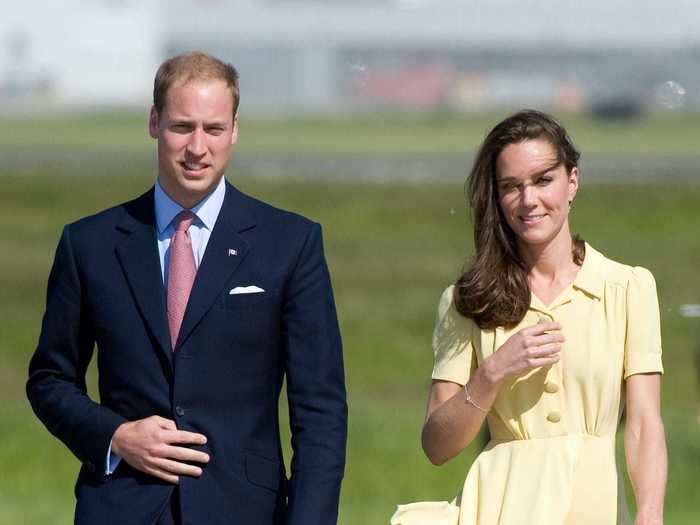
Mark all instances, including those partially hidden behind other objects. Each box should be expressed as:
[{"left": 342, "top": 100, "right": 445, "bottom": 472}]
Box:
[
  {"left": 2, "top": 0, "right": 700, "bottom": 115},
  {"left": 0, "top": 1, "right": 160, "bottom": 110}
]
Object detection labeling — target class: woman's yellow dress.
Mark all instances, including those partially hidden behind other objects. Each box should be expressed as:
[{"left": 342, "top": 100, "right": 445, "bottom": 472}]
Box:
[{"left": 391, "top": 244, "right": 663, "bottom": 525}]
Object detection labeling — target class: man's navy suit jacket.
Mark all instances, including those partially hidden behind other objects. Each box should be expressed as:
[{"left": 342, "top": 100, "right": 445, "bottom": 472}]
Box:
[{"left": 27, "top": 181, "right": 347, "bottom": 525}]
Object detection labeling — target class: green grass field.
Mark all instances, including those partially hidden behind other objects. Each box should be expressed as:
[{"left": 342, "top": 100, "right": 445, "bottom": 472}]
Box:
[
  {"left": 3, "top": 110, "right": 700, "bottom": 157},
  {"left": 1, "top": 113, "right": 699, "bottom": 524}
]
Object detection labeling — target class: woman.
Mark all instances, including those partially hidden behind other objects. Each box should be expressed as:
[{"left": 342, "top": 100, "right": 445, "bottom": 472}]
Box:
[{"left": 391, "top": 110, "right": 667, "bottom": 525}]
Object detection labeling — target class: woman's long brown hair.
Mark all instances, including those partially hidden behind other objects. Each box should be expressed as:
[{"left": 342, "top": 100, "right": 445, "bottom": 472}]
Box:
[{"left": 454, "top": 110, "right": 584, "bottom": 329}]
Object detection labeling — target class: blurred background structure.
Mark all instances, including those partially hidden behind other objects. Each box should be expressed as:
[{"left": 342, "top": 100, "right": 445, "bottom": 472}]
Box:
[
  {"left": 3, "top": 0, "right": 700, "bottom": 116},
  {"left": 2, "top": 2, "right": 699, "bottom": 525}
]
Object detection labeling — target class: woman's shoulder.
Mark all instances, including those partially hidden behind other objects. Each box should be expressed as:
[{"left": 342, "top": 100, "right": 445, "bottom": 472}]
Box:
[
  {"left": 585, "top": 243, "right": 657, "bottom": 291},
  {"left": 435, "top": 284, "right": 479, "bottom": 331},
  {"left": 437, "top": 284, "right": 456, "bottom": 315},
  {"left": 433, "top": 285, "right": 479, "bottom": 360}
]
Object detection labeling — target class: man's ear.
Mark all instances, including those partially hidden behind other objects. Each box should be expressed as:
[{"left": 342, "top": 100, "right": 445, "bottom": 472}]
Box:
[
  {"left": 148, "top": 106, "right": 159, "bottom": 139},
  {"left": 231, "top": 116, "right": 238, "bottom": 145}
]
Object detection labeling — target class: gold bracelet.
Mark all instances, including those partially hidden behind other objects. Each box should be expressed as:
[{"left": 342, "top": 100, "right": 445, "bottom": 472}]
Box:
[{"left": 464, "top": 384, "right": 488, "bottom": 413}]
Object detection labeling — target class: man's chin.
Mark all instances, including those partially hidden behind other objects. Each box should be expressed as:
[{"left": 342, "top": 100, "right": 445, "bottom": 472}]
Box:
[{"left": 176, "top": 171, "right": 220, "bottom": 190}]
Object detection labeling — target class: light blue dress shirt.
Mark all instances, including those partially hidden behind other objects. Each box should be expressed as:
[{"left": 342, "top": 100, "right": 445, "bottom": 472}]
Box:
[{"left": 106, "top": 176, "right": 226, "bottom": 474}]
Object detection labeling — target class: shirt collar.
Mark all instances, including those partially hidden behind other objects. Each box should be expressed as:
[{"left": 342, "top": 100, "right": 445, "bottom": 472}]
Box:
[{"left": 154, "top": 176, "right": 226, "bottom": 234}]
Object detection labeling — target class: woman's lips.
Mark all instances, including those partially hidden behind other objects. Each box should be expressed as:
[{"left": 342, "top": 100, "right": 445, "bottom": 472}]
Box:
[{"left": 519, "top": 214, "right": 546, "bottom": 225}]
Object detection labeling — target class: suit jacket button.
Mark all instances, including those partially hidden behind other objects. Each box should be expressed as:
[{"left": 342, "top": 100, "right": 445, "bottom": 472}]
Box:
[{"left": 175, "top": 406, "right": 185, "bottom": 417}]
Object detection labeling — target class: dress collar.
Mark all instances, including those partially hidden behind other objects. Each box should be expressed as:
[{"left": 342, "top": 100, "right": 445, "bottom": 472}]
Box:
[
  {"left": 529, "top": 242, "right": 604, "bottom": 313},
  {"left": 571, "top": 242, "right": 604, "bottom": 300}
]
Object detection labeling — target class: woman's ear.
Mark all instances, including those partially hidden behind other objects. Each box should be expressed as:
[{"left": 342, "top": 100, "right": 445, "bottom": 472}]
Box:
[{"left": 568, "top": 166, "right": 579, "bottom": 206}]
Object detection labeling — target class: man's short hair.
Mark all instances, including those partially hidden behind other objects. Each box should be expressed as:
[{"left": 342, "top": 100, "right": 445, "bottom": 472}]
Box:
[{"left": 153, "top": 51, "right": 240, "bottom": 117}]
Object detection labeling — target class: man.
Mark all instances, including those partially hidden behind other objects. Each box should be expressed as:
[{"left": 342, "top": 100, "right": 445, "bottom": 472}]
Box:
[{"left": 27, "top": 51, "right": 347, "bottom": 525}]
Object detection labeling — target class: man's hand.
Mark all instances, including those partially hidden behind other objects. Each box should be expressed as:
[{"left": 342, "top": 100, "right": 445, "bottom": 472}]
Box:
[{"left": 111, "top": 416, "right": 209, "bottom": 484}]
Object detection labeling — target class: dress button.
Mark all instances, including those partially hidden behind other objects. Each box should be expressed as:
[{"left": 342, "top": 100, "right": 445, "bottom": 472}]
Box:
[
  {"left": 544, "top": 382, "right": 559, "bottom": 394},
  {"left": 546, "top": 411, "right": 561, "bottom": 423},
  {"left": 175, "top": 406, "right": 185, "bottom": 417}
]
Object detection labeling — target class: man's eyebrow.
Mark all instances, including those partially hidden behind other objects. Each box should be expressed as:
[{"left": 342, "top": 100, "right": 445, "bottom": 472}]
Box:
[{"left": 168, "top": 118, "right": 229, "bottom": 127}]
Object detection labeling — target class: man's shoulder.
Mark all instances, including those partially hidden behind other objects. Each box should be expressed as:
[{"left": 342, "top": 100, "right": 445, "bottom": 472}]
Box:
[
  {"left": 228, "top": 183, "right": 318, "bottom": 234},
  {"left": 65, "top": 188, "right": 153, "bottom": 238}
]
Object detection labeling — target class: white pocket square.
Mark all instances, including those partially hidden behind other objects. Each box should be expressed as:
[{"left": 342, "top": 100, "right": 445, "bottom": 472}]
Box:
[{"left": 229, "top": 286, "right": 265, "bottom": 295}]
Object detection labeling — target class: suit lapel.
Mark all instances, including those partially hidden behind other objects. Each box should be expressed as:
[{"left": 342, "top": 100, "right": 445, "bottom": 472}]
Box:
[
  {"left": 176, "top": 182, "right": 255, "bottom": 350},
  {"left": 115, "top": 189, "right": 173, "bottom": 363}
]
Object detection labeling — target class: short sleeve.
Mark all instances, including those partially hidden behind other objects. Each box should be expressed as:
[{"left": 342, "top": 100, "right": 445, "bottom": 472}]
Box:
[
  {"left": 431, "top": 285, "right": 477, "bottom": 385},
  {"left": 624, "top": 267, "right": 664, "bottom": 379}
]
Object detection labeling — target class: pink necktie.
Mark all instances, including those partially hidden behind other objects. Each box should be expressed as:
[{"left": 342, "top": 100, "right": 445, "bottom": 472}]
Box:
[{"left": 167, "top": 210, "right": 197, "bottom": 350}]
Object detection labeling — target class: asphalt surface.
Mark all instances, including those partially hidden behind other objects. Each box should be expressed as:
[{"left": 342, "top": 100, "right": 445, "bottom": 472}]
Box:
[{"left": 2, "top": 149, "right": 699, "bottom": 183}]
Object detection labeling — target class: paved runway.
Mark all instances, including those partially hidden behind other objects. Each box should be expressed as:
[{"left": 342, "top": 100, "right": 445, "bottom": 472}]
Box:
[{"left": 3, "top": 149, "right": 699, "bottom": 183}]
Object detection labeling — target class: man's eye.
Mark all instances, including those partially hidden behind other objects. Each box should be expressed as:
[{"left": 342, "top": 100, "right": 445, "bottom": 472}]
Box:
[
  {"left": 207, "top": 128, "right": 224, "bottom": 135},
  {"left": 536, "top": 177, "right": 552, "bottom": 185}
]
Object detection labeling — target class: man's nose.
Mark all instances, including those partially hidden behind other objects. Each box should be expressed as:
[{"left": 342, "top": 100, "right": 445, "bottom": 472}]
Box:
[{"left": 186, "top": 128, "right": 207, "bottom": 156}]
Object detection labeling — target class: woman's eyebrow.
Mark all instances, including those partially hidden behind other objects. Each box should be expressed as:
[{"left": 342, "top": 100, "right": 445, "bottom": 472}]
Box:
[{"left": 497, "top": 163, "right": 560, "bottom": 183}]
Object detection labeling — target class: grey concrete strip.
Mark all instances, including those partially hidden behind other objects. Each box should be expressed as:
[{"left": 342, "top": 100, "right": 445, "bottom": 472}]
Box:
[{"left": 2, "top": 149, "right": 699, "bottom": 183}]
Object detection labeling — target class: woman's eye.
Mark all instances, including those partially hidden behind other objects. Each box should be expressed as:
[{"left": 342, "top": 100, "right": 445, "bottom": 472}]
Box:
[{"left": 536, "top": 177, "right": 552, "bottom": 185}]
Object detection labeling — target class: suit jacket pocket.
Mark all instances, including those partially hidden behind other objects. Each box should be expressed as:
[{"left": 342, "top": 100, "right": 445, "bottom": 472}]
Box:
[
  {"left": 225, "top": 290, "right": 277, "bottom": 310},
  {"left": 245, "top": 450, "right": 282, "bottom": 493}
]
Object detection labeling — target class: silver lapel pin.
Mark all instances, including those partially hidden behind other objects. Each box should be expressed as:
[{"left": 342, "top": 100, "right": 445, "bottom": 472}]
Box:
[{"left": 228, "top": 249, "right": 238, "bottom": 256}]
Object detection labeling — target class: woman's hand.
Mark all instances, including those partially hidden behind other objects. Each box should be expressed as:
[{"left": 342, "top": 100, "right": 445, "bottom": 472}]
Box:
[
  {"left": 482, "top": 321, "right": 564, "bottom": 385},
  {"left": 422, "top": 321, "right": 564, "bottom": 465}
]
